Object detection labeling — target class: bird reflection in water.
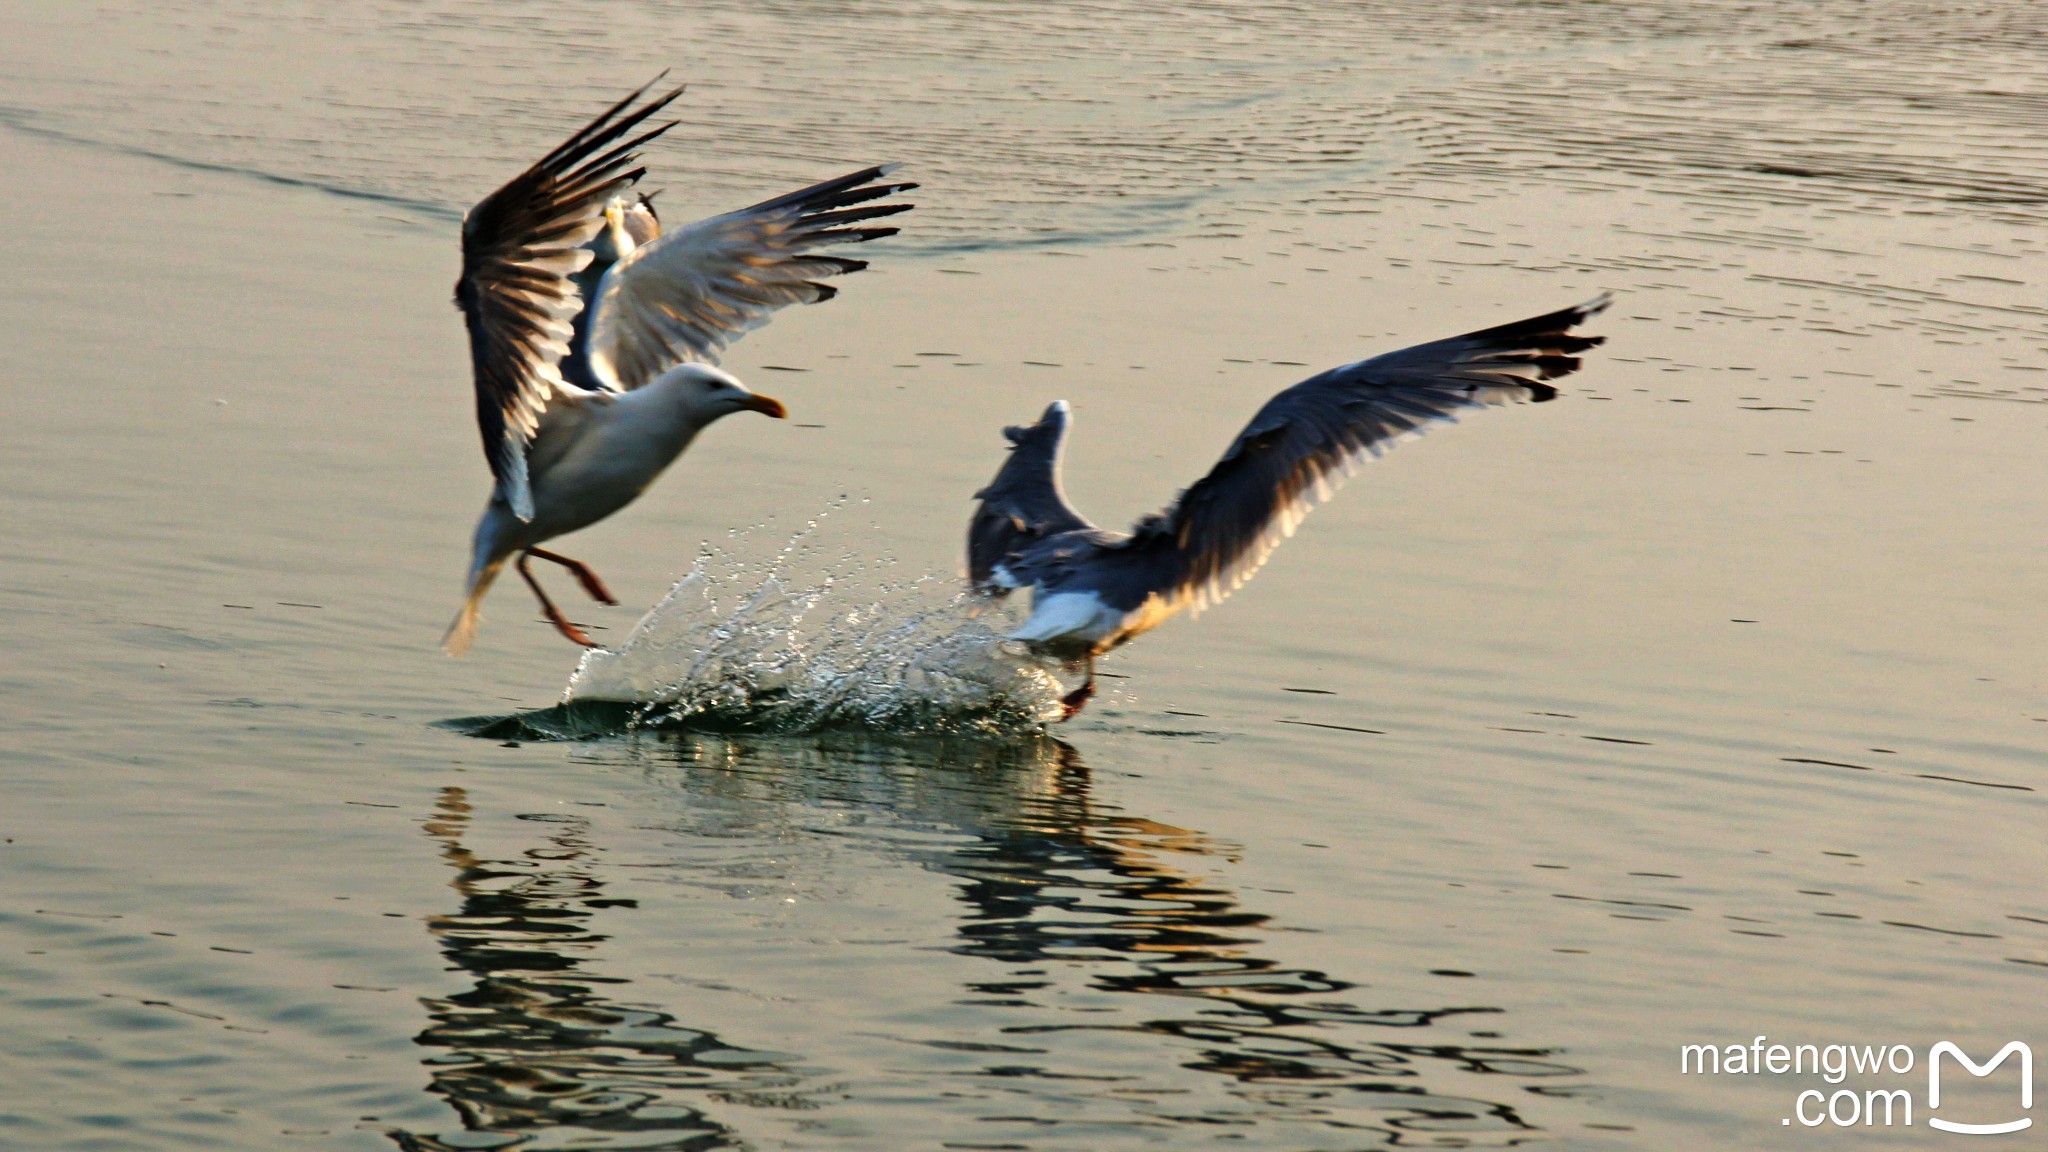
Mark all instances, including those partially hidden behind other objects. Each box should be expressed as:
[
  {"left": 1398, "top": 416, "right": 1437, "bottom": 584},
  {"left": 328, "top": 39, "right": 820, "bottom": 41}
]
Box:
[
  {"left": 406, "top": 728, "right": 1586, "bottom": 1147},
  {"left": 637, "top": 733, "right": 1583, "bottom": 1146},
  {"left": 933, "top": 742, "right": 1579, "bottom": 1144},
  {"left": 387, "top": 787, "right": 777, "bottom": 1151}
]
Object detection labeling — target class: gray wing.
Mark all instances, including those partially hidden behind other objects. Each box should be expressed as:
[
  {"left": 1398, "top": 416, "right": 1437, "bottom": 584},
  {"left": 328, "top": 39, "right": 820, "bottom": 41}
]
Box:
[
  {"left": 583, "top": 166, "right": 915, "bottom": 391},
  {"left": 1095, "top": 294, "right": 1611, "bottom": 613},
  {"left": 456, "top": 79, "right": 681, "bottom": 520},
  {"left": 967, "top": 400, "right": 1096, "bottom": 594}
]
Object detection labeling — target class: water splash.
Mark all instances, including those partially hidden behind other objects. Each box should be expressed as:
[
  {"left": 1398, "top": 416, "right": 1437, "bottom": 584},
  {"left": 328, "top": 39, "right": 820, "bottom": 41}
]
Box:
[{"left": 554, "top": 513, "right": 1066, "bottom": 736}]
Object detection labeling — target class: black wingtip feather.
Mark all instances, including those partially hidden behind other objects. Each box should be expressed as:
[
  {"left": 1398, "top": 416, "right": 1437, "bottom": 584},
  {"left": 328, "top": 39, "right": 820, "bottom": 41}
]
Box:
[
  {"left": 1454, "top": 302, "right": 1608, "bottom": 353},
  {"left": 793, "top": 181, "right": 921, "bottom": 215},
  {"left": 1530, "top": 353, "right": 1586, "bottom": 380},
  {"left": 535, "top": 79, "right": 684, "bottom": 175},
  {"left": 808, "top": 226, "right": 902, "bottom": 245},
  {"left": 741, "top": 165, "right": 917, "bottom": 220},
  {"left": 801, "top": 203, "right": 916, "bottom": 231}
]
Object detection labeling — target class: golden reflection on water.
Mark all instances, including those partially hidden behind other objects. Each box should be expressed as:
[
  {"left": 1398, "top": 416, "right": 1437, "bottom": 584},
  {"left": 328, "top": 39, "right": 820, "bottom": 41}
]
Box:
[
  {"left": 394, "top": 738, "right": 1582, "bottom": 1148},
  {"left": 396, "top": 788, "right": 764, "bottom": 1150}
]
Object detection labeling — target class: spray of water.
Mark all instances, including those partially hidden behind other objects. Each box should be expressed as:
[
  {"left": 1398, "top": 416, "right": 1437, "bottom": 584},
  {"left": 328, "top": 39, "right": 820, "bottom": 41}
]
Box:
[{"left": 559, "top": 508, "right": 1067, "bottom": 735}]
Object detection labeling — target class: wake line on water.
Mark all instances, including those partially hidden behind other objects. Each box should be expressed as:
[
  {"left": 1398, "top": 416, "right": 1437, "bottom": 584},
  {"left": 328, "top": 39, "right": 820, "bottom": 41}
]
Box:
[
  {"left": 454, "top": 510, "right": 1068, "bottom": 740},
  {"left": 0, "top": 103, "right": 1154, "bottom": 254},
  {"left": 0, "top": 104, "right": 1381, "bottom": 255},
  {"left": 0, "top": 105, "right": 462, "bottom": 221}
]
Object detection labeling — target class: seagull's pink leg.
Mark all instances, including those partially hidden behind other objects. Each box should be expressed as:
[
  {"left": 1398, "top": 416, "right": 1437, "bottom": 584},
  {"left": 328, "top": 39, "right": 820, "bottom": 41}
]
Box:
[
  {"left": 517, "top": 552, "right": 600, "bottom": 648},
  {"left": 525, "top": 546, "right": 619, "bottom": 605},
  {"left": 1057, "top": 656, "right": 1097, "bottom": 721}
]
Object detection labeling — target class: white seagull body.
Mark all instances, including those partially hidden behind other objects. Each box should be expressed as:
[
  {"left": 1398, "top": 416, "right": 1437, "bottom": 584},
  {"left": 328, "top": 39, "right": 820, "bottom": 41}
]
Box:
[
  {"left": 443, "top": 80, "right": 914, "bottom": 654},
  {"left": 967, "top": 296, "right": 1611, "bottom": 717}
]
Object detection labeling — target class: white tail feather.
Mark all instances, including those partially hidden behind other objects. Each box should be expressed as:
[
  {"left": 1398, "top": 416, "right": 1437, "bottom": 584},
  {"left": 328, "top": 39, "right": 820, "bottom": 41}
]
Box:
[{"left": 441, "top": 556, "right": 508, "bottom": 657}]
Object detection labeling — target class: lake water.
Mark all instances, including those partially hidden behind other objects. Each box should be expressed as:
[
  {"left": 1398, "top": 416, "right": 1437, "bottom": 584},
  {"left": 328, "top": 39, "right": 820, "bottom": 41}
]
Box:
[{"left": 3, "top": 2, "right": 2045, "bottom": 1148}]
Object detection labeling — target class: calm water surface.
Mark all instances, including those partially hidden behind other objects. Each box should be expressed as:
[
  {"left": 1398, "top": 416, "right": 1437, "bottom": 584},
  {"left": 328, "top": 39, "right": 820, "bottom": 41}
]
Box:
[{"left": 2, "top": 2, "right": 2046, "bottom": 1148}]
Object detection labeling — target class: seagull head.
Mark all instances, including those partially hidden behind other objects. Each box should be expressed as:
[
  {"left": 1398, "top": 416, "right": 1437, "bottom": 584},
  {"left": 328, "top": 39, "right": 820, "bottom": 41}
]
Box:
[
  {"left": 592, "top": 197, "right": 644, "bottom": 267},
  {"left": 668, "top": 364, "right": 788, "bottom": 423}
]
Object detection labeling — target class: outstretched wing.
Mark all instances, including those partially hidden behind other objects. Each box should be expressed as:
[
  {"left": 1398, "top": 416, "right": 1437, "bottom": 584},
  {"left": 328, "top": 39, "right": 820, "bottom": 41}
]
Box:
[
  {"left": 583, "top": 166, "right": 916, "bottom": 391},
  {"left": 457, "top": 79, "right": 682, "bottom": 519},
  {"left": 1101, "top": 294, "right": 1611, "bottom": 613},
  {"left": 967, "top": 400, "right": 1096, "bottom": 593}
]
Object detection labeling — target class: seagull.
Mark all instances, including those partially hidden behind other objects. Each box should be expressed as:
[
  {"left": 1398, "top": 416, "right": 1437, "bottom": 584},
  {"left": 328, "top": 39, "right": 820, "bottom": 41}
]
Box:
[
  {"left": 967, "top": 295, "right": 1609, "bottom": 718},
  {"left": 443, "top": 79, "right": 915, "bottom": 655}
]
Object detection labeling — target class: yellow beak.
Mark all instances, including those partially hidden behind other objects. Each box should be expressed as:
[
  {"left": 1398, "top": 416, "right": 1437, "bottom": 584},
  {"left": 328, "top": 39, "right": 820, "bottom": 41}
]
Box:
[{"left": 740, "top": 392, "right": 788, "bottom": 419}]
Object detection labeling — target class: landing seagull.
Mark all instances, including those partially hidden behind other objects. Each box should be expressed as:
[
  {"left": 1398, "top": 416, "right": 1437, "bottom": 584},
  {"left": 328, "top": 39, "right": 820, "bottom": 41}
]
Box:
[
  {"left": 444, "top": 79, "right": 914, "bottom": 654},
  {"left": 968, "top": 296, "right": 1610, "bottom": 718}
]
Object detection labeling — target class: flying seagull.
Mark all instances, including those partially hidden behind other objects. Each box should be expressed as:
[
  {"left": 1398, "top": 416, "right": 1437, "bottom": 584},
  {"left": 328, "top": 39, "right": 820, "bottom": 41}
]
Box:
[
  {"left": 443, "top": 79, "right": 914, "bottom": 654},
  {"left": 967, "top": 295, "right": 1609, "bottom": 718}
]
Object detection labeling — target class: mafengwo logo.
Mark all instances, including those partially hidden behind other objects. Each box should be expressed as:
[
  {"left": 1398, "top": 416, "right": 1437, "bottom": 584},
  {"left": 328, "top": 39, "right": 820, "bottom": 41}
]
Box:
[
  {"left": 1679, "top": 1037, "right": 2032, "bottom": 1132},
  {"left": 1928, "top": 1043, "right": 2031, "bottom": 1135}
]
